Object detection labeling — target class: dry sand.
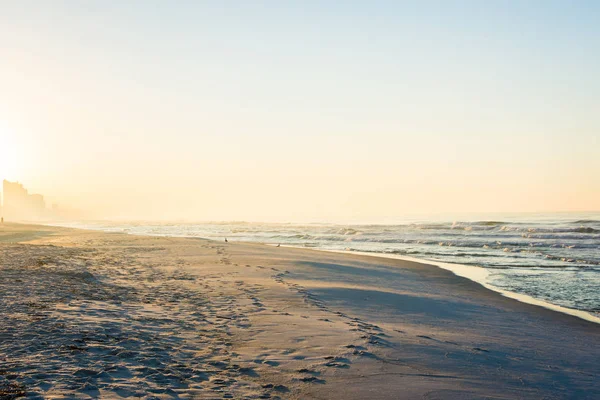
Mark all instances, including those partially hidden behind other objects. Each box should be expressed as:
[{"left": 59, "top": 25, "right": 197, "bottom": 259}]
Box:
[{"left": 0, "top": 223, "right": 598, "bottom": 399}]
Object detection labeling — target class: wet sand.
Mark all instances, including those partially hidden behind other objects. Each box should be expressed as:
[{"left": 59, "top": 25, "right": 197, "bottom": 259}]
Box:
[{"left": 0, "top": 223, "right": 598, "bottom": 399}]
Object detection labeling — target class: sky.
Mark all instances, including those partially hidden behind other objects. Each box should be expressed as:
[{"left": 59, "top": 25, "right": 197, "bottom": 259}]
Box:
[{"left": 0, "top": 1, "right": 598, "bottom": 222}]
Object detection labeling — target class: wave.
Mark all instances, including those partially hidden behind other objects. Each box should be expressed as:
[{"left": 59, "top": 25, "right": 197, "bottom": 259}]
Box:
[
  {"left": 412, "top": 223, "right": 448, "bottom": 230},
  {"left": 473, "top": 220, "right": 508, "bottom": 226},
  {"left": 399, "top": 222, "right": 600, "bottom": 234},
  {"left": 331, "top": 228, "right": 362, "bottom": 236},
  {"left": 522, "top": 233, "right": 600, "bottom": 240},
  {"left": 573, "top": 227, "right": 599, "bottom": 233}
]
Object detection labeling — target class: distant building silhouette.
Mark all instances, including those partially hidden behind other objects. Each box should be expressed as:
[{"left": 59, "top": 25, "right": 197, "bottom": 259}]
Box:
[{"left": 2, "top": 180, "right": 46, "bottom": 220}]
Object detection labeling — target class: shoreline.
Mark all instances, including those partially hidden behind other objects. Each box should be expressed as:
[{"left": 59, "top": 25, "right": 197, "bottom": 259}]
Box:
[
  {"left": 47, "top": 221, "right": 600, "bottom": 325},
  {"left": 286, "top": 246, "right": 600, "bottom": 325},
  {"left": 45, "top": 225, "right": 600, "bottom": 324}
]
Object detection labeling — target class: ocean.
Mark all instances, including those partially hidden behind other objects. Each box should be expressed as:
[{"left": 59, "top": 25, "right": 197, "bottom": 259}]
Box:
[{"left": 56, "top": 213, "right": 600, "bottom": 320}]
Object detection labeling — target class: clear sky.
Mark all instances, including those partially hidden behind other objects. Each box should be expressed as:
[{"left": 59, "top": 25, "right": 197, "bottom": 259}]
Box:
[{"left": 1, "top": 1, "right": 598, "bottom": 221}]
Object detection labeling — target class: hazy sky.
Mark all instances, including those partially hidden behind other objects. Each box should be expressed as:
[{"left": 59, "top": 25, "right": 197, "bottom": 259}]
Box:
[{"left": 1, "top": 1, "right": 598, "bottom": 221}]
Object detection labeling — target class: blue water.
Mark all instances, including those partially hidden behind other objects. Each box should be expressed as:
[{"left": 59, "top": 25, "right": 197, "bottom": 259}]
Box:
[{"left": 55, "top": 213, "right": 600, "bottom": 317}]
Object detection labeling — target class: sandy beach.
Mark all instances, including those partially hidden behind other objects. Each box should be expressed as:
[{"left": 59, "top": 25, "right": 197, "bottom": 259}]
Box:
[{"left": 1, "top": 223, "right": 598, "bottom": 399}]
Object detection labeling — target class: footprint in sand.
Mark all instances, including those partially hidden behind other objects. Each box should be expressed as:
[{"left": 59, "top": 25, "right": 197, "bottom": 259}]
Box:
[
  {"left": 262, "top": 384, "right": 290, "bottom": 393},
  {"left": 263, "top": 360, "right": 280, "bottom": 367},
  {"left": 325, "top": 361, "right": 350, "bottom": 369},
  {"left": 298, "top": 376, "right": 326, "bottom": 384}
]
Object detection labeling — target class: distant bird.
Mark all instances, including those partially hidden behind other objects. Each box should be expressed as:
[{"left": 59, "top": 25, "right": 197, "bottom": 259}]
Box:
[
  {"left": 276, "top": 243, "right": 280, "bottom": 247},
  {"left": 225, "top": 238, "right": 228, "bottom": 243}
]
